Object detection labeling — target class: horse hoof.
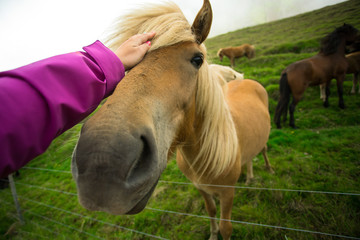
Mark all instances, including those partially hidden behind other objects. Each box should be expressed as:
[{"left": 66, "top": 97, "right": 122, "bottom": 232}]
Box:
[{"left": 267, "top": 167, "right": 275, "bottom": 174}]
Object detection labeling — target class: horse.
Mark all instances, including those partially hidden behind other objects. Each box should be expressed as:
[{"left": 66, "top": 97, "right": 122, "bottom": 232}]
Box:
[
  {"left": 71, "top": 1, "right": 272, "bottom": 239},
  {"left": 319, "top": 51, "right": 360, "bottom": 100},
  {"left": 274, "top": 24, "right": 359, "bottom": 129},
  {"left": 217, "top": 44, "right": 255, "bottom": 67},
  {"left": 209, "top": 64, "right": 244, "bottom": 84}
]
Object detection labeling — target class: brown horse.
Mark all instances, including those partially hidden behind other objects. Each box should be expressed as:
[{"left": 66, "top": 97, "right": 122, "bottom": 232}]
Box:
[
  {"left": 71, "top": 1, "right": 272, "bottom": 239},
  {"left": 320, "top": 51, "right": 360, "bottom": 100},
  {"left": 347, "top": 51, "right": 360, "bottom": 94},
  {"left": 217, "top": 44, "right": 255, "bottom": 67},
  {"left": 274, "top": 24, "right": 359, "bottom": 129}
]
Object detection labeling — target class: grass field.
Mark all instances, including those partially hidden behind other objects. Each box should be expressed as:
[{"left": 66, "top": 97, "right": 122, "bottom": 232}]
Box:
[{"left": 1, "top": 0, "right": 360, "bottom": 239}]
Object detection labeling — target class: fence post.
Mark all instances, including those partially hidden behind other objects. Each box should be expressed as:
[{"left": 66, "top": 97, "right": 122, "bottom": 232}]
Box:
[{"left": 8, "top": 174, "right": 24, "bottom": 224}]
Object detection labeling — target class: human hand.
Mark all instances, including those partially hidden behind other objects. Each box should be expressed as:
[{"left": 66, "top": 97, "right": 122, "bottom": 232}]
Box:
[{"left": 115, "top": 32, "right": 156, "bottom": 71}]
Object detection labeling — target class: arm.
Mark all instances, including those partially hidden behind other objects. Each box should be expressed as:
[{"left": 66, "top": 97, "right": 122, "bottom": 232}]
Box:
[
  {"left": 0, "top": 41, "right": 124, "bottom": 178},
  {"left": 0, "top": 32, "right": 155, "bottom": 178}
]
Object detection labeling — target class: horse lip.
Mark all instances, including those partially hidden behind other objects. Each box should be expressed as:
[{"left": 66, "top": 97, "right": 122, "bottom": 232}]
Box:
[{"left": 126, "top": 179, "right": 159, "bottom": 215}]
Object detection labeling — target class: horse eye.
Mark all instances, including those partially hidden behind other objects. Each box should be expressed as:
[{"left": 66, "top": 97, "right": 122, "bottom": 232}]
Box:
[{"left": 191, "top": 54, "right": 204, "bottom": 69}]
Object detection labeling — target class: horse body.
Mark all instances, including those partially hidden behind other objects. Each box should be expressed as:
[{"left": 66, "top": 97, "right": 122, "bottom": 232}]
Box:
[
  {"left": 347, "top": 51, "right": 360, "bottom": 93},
  {"left": 177, "top": 79, "right": 272, "bottom": 239},
  {"left": 275, "top": 24, "right": 359, "bottom": 128},
  {"left": 217, "top": 44, "right": 255, "bottom": 67},
  {"left": 319, "top": 51, "right": 360, "bottom": 100}
]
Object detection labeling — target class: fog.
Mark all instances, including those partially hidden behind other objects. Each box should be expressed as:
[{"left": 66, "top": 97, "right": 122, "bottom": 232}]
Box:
[{"left": 0, "top": 0, "right": 346, "bottom": 71}]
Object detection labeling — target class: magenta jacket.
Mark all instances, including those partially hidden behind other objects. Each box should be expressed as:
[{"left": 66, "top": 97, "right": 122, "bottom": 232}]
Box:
[{"left": 0, "top": 41, "right": 125, "bottom": 178}]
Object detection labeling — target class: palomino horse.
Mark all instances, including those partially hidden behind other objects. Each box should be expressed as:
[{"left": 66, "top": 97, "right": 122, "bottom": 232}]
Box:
[
  {"left": 209, "top": 64, "right": 244, "bottom": 83},
  {"left": 217, "top": 44, "right": 255, "bottom": 67},
  {"left": 71, "top": 1, "right": 272, "bottom": 239},
  {"left": 274, "top": 24, "right": 359, "bottom": 129},
  {"left": 320, "top": 51, "right": 360, "bottom": 99}
]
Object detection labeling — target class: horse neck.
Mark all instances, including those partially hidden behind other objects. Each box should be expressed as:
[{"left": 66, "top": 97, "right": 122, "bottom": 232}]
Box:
[
  {"left": 335, "top": 38, "right": 347, "bottom": 55},
  {"left": 176, "top": 74, "right": 239, "bottom": 179},
  {"left": 320, "top": 36, "right": 347, "bottom": 56}
]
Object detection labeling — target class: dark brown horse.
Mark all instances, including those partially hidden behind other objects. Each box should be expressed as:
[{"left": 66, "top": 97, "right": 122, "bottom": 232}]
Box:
[
  {"left": 320, "top": 51, "right": 360, "bottom": 99},
  {"left": 347, "top": 51, "right": 360, "bottom": 94},
  {"left": 217, "top": 44, "right": 255, "bottom": 67},
  {"left": 274, "top": 24, "right": 359, "bottom": 129}
]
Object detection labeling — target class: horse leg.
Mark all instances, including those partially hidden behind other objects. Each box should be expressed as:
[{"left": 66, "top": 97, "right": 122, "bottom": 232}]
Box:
[
  {"left": 198, "top": 189, "right": 219, "bottom": 240},
  {"left": 355, "top": 72, "right": 360, "bottom": 94},
  {"left": 262, "top": 145, "right": 274, "bottom": 174},
  {"left": 289, "top": 96, "right": 299, "bottom": 128},
  {"left": 245, "top": 160, "right": 254, "bottom": 185},
  {"left": 336, "top": 75, "right": 345, "bottom": 109},
  {"left": 283, "top": 105, "right": 288, "bottom": 124},
  {"left": 230, "top": 57, "right": 235, "bottom": 68},
  {"left": 219, "top": 189, "right": 235, "bottom": 240},
  {"left": 351, "top": 73, "right": 356, "bottom": 94},
  {"left": 320, "top": 84, "right": 326, "bottom": 102},
  {"left": 323, "top": 82, "right": 331, "bottom": 108}
]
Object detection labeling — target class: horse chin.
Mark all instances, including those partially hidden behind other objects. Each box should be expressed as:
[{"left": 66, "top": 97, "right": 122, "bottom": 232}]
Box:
[{"left": 126, "top": 180, "right": 158, "bottom": 215}]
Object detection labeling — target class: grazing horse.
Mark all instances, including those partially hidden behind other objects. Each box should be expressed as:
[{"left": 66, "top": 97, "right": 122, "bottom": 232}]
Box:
[
  {"left": 274, "top": 24, "right": 359, "bottom": 129},
  {"left": 320, "top": 51, "right": 360, "bottom": 99},
  {"left": 217, "top": 44, "right": 255, "bottom": 67},
  {"left": 71, "top": 1, "right": 272, "bottom": 239}
]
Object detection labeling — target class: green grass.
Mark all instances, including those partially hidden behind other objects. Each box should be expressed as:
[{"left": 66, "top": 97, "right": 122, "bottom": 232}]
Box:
[{"left": 1, "top": 0, "right": 360, "bottom": 239}]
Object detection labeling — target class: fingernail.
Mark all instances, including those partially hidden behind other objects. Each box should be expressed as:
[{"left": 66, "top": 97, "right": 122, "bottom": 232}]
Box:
[{"left": 146, "top": 41, "right": 151, "bottom": 46}]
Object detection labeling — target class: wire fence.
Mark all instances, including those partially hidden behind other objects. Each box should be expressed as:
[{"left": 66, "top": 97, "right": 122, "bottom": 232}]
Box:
[{"left": 1, "top": 167, "right": 360, "bottom": 240}]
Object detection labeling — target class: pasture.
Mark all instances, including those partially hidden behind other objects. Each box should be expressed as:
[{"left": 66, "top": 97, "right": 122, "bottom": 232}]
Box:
[{"left": 1, "top": 0, "right": 360, "bottom": 239}]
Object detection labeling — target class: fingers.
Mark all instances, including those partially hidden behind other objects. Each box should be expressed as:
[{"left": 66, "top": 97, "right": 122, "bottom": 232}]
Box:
[
  {"left": 138, "top": 40, "right": 152, "bottom": 53},
  {"left": 136, "top": 32, "right": 156, "bottom": 45}
]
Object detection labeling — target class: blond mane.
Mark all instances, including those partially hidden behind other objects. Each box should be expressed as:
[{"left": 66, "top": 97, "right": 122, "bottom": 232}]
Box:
[
  {"left": 105, "top": 2, "right": 195, "bottom": 52},
  {"left": 191, "top": 60, "right": 239, "bottom": 178},
  {"left": 105, "top": 2, "right": 238, "bottom": 178}
]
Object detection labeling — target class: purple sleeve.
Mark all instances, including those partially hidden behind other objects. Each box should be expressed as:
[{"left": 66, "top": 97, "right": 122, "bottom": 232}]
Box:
[{"left": 0, "top": 40, "right": 125, "bottom": 178}]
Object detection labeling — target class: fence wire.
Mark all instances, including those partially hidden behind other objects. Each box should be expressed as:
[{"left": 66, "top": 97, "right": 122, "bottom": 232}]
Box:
[{"left": 1, "top": 167, "right": 360, "bottom": 240}]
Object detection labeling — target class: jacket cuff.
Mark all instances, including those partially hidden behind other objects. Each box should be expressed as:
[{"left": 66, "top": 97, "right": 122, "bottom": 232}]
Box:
[{"left": 83, "top": 40, "right": 125, "bottom": 96}]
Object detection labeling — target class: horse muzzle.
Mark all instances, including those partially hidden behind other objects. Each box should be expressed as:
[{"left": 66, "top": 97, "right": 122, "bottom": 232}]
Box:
[{"left": 71, "top": 124, "right": 162, "bottom": 215}]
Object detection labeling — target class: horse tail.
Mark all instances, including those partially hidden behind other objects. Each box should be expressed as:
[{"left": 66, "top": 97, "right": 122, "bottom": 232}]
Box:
[{"left": 274, "top": 73, "right": 291, "bottom": 128}]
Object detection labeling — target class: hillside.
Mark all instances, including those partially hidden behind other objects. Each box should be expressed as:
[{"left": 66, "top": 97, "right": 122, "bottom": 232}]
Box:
[
  {"left": 1, "top": 1, "right": 360, "bottom": 239},
  {"left": 206, "top": 0, "right": 360, "bottom": 57}
]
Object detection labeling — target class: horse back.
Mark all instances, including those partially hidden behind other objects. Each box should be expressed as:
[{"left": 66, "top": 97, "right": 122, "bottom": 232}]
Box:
[
  {"left": 286, "top": 54, "right": 348, "bottom": 87},
  {"left": 226, "top": 79, "right": 270, "bottom": 164}
]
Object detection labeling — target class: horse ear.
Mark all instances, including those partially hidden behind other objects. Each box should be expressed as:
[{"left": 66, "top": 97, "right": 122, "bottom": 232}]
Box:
[{"left": 191, "top": 0, "right": 213, "bottom": 44}]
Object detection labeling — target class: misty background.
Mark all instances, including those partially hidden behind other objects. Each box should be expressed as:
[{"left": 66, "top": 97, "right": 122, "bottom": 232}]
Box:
[{"left": 0, "top": 0, "right": 346, "bottom": 71}]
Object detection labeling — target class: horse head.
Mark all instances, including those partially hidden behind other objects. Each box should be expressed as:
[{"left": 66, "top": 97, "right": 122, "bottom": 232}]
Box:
[
  {"left": 217, "top": 48, "right": 224, "bottom": 61},
  {"left": 71, "top": 0, "right": 212, "bottom": 215}
]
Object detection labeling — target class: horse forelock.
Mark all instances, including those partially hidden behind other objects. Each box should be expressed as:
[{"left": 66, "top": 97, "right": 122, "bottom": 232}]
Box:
[
  {"left": 104, "top": 2, "right": 195, "bottom": 52},
  {"left": 191, "top": 61, "right": 239, "bottom": 179}
]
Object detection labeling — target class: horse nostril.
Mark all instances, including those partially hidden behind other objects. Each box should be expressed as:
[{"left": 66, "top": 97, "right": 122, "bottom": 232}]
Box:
[{"left": 127, "top": 134, "right": 153, "bottom": 181}]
